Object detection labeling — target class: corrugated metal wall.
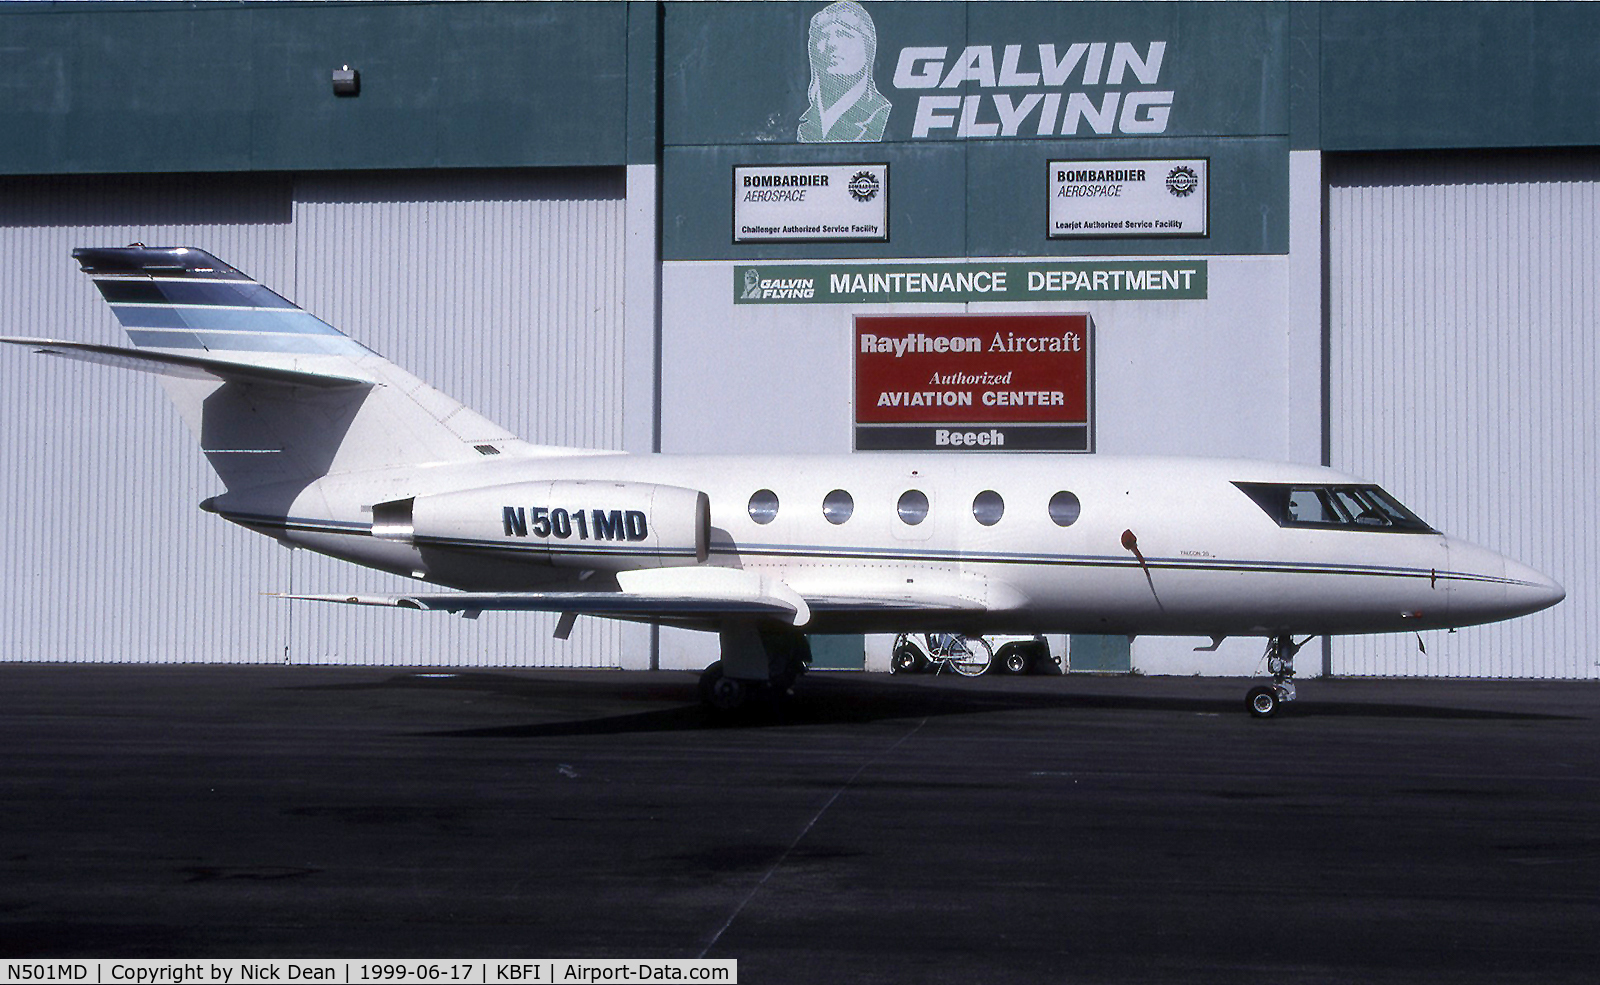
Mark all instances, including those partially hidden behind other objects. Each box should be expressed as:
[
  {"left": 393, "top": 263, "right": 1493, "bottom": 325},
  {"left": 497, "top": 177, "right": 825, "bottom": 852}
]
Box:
[
  {"left": 1327, "top": 152, "right": 1598, "bottom": 679},
  {"left": 0, "top": 170, "right": 631, "bottom": 666}
]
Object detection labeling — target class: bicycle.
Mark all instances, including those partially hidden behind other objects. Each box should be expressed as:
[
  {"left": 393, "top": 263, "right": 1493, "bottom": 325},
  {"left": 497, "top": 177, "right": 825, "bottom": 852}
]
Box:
[{"left": 890, "top": 632, "right": 994, "bottom": 677}]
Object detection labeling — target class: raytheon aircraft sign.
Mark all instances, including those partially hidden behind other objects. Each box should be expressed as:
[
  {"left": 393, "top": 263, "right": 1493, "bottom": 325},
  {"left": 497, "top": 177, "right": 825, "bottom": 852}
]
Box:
[
  {"left": 795, "top": 1, "right": 1174, "bottom": 144},
  {"left": 854, "top": 314, "right": 1092, "bottom": 452}
]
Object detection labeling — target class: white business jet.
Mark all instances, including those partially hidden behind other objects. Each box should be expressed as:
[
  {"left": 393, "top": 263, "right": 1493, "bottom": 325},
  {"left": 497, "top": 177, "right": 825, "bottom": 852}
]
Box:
[{"left": 2, "top": 247, "right": 1565, "bottom": 716}]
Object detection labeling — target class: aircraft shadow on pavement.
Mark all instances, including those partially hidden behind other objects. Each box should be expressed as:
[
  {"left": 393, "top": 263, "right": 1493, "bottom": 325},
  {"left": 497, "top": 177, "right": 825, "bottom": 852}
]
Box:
[{"left": 286, "top": 671, "right": 1572, "bottom": 739}]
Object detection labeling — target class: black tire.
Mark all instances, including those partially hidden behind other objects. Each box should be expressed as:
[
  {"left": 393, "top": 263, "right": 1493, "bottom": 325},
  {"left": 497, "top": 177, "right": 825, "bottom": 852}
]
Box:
[
  {"left": 998, "top": 645, "right": 1032, "bottom": 675},
  {"left": 1246, "top": 685, "right": 1280, "bottom": 718},
  {"left": 891, "top": 646, "right": 922, "bottom": 675},
  {"left": 699, "top": 661, "right": 750, "bottom": 712}
]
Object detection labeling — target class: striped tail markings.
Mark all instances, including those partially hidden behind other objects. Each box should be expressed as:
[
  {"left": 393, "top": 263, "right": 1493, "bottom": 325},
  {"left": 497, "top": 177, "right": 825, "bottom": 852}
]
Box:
[{"left": 74, "top": 246, "right": 371, "bottom": 357}]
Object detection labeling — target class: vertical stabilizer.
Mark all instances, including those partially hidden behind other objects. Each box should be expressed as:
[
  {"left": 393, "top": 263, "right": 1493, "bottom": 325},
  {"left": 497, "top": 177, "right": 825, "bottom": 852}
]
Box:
[{"left": 62, "top": 246, "right": 556, "bottom": 492}]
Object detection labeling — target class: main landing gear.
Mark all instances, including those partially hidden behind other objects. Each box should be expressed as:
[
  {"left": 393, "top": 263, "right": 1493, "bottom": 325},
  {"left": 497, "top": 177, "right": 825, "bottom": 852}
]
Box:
[
  {"left": 1245, "top": 635, "right": 1307, "bottom": 718},
  {"left": 698, "top": 623, "right": 812, "bottom": 717}
]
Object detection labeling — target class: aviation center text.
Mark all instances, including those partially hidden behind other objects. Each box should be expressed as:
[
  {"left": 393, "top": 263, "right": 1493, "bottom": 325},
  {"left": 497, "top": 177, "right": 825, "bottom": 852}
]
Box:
[{"left": 502, "top": 507, "right": 649, "bottom": 541}]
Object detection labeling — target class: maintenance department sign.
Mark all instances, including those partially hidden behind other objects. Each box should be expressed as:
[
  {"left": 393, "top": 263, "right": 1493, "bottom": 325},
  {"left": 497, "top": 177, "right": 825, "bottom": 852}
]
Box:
[
  {"left": 734, "top": 163, "right": 889, "bottom": 242},
  {"left": 735, "top": 260, "right": 1205, "bottom": 303},
  {"left": 1049, "top": 158, "right": 1208, "bottom": 238},
  {"left": 855, "top": 314, "right": 1092, "bottom": 452}
]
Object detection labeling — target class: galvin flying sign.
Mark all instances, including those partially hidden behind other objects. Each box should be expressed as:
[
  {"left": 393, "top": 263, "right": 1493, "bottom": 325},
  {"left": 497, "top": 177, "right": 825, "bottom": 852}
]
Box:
[{"left": 796, "top": 1, "right": 1173, "bottom": 143}]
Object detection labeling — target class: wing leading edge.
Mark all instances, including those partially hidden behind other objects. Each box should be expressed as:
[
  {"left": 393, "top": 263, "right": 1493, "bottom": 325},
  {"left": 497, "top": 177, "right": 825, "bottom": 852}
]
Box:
[{"left": 274, "top": 567, "right": 996, "bottom": 628}]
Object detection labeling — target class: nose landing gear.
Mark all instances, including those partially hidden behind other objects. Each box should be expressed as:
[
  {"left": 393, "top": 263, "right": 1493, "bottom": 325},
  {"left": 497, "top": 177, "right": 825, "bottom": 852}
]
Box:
[{"left": 1246, "top": 635, "right": 1308, "bottom": 718}]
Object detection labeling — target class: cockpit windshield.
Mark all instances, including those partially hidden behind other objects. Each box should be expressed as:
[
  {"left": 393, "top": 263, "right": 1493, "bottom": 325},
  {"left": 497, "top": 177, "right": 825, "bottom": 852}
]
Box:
[{"left": 1233, "top": 482, "right": 1436, "bottom": 533}]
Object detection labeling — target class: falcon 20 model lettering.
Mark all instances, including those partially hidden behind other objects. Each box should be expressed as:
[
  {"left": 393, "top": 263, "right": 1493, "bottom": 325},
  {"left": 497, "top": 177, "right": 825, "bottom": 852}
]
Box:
[{"left": 2, "top": 248, "right": 1565, "bottom": 717}]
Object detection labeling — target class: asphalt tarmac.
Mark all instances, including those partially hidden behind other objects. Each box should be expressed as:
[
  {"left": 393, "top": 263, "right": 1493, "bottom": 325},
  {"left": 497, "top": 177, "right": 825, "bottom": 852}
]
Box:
[{"left": 3, "top": 664, "right": 1597, "bottom": 983}]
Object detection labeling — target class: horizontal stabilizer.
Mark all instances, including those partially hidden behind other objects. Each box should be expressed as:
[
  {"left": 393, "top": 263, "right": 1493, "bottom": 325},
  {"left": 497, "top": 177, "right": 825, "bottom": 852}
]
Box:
[{"left": 0, "top": 337, "right": 373, "bottom": 390}]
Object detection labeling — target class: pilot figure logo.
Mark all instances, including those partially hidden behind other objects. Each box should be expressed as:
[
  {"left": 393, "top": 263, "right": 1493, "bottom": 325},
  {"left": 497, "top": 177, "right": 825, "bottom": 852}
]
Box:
[{"left": 797, "top": 1, "right": 891, "bottom": 143}]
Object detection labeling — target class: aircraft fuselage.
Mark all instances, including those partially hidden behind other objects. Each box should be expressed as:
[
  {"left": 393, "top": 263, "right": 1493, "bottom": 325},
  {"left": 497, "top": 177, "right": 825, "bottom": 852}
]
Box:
[{"left": 210, "top": 453, "right": 1563, "bottom": 639}]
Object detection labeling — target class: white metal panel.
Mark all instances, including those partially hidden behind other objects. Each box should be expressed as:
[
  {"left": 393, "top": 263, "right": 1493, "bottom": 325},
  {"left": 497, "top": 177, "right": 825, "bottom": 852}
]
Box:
[
  {"left": 0, "top": 170, "right": 633, "bottom": 668},
  {"left": 0, "top": 175, "right": 295, "bottom": 663},
  {"left": 1328, "top": 153, "right": 1598, "bottom": 679},
  {"left": 287, "top": 170, "right": 630, "bottom": 667}
]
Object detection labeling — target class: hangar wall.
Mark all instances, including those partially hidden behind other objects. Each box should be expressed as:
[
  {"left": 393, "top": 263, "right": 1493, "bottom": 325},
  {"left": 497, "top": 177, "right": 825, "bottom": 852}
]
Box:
[
  {"left": 0, "top": 169, "right": 645, "bottom": 666},
  {"left": 1328, "top": 152, "right": 1600, "bottom": 680},
  {"left": 1, "top": 1, "right": 1597, "bottom": 679}
]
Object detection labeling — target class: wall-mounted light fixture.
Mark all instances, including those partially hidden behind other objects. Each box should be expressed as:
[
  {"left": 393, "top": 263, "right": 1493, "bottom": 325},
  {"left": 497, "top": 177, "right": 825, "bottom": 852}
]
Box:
[{"left": 332, "top": 65, "right": 360, "bottom": 97}]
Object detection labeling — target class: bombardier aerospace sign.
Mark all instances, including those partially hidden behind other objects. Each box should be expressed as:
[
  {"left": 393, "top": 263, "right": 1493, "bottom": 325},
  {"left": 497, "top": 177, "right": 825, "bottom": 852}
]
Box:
[
  {"left": 1049, "top": 159, "right": 1208, "bottom": 237},
  {"left": 855, "top": 314, "right": 1092, "bottom": 452},
  {"left": 735, "top": 164, "right": 888, "bottom": 242}
]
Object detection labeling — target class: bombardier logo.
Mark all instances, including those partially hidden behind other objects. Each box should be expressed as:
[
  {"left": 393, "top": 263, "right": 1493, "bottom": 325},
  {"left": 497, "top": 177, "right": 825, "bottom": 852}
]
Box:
[
  {"left": 1166, "top": 166, "right": 1198, "bottom": 197},
  {"left": 848, "top": 170, "right": 880, "bottom": 202}
]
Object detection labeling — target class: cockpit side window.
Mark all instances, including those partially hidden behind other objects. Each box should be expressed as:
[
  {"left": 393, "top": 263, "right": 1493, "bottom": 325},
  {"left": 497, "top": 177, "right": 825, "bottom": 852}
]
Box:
[
  {"left": 1287, "top": 487, "right": 1342, "bottom": 524},
  {"left": 1234, "top": 482, "right": 1435, "bottom": 533}
]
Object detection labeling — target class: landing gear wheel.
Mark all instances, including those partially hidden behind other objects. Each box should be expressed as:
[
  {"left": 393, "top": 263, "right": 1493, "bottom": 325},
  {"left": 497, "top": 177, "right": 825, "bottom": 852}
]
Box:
[
  {"left": 1245, "top": 635, "right": 1307, "bottom": 718},
  {"left": 891, "top": 646, "right": 922, "bottom": 675},
  {"left": 950, "top": 636, "right": 994, "bottom": 677},
  {"left": 1246, "top": 685, "right": 1280, "bottom": 718},
  {"left": 698, "top": 661, "right": 750, "bottom": 713}
]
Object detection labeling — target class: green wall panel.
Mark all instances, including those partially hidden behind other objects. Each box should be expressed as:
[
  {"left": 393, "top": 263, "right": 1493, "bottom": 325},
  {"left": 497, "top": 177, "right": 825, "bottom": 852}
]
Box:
[
  {"left": 12, "top": 2, "right": 1600, "bottom": 185},
  {"left": 0, "top": 2, "right": 630, "bottom": 174},
  {"left": 1319, "top": 2, "right": 1600, "bottom": 151},
  {"left": 808, "top": 635, "right": 866, "bottom": 671}
]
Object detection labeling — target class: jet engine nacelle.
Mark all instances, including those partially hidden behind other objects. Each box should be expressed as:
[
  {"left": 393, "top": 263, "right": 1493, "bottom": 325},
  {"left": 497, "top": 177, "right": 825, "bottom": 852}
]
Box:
[{"left": 374, "top": 480, "right": 710, "bottom": 571}]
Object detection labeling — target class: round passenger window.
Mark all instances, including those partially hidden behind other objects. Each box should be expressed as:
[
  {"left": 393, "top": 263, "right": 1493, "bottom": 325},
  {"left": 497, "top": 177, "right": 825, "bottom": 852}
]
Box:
[
  {"left": 897, "top": 489, "right": 929, "bottom": 525},
  {"left": 747, "top": 489, "right": 779, "bottom": 524},
  {"left": 972, "top": 490, "right": 1005, "bottom": 526},
  {"left": 823, "top": 489, "right": 854, "bottom": 525},
  {"left": 1048, "top": 490, "right": 1081, "bottom": 527}
]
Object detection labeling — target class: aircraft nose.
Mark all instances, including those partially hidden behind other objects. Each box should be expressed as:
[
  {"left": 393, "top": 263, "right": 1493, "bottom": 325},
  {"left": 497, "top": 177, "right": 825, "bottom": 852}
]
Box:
[
  {"left": 1443, "top": 540, "right": 1564, "bottom": 627},
  {"left": 1501, "top": 557, "right": 1566, "bottom": 617}
]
